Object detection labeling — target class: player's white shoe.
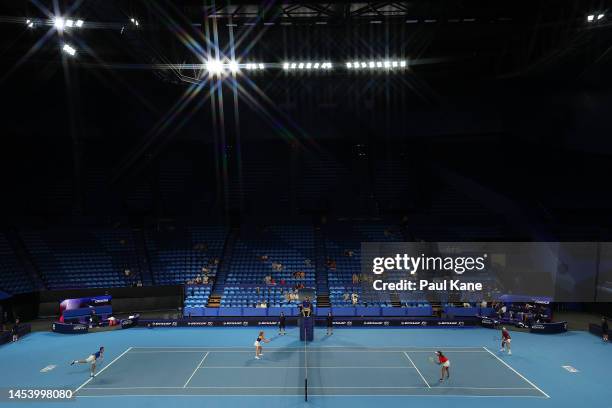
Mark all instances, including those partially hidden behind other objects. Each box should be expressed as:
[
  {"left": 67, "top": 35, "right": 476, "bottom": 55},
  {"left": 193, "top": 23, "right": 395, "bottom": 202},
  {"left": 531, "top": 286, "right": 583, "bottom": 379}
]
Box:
[
  {"left": 508, "top": 351, "right": 512, "bottom": 355},
  {"left": 499, "top": 348, "right": 504, "bottom": 352},
  {"left": 255, "top": 356, "right": 260, "bottom": 359}
]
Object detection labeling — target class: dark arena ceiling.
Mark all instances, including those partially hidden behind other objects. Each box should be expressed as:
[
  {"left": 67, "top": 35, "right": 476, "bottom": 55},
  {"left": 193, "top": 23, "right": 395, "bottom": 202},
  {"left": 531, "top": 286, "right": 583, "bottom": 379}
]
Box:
[
  {"left": 1, "top": 0, "right": 611, "bottom": 84},
  {"left": 0, "top": 1, "right": 611, "bottom": 221}
]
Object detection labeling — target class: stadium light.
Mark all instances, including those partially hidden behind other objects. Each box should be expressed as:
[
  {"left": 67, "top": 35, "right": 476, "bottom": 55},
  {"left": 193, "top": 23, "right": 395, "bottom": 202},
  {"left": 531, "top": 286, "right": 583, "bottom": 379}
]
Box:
[
  {"left": 206, "top": 59, "right": 223, "bottom": 74},
  {"left": 62, "top": 43, "right": 76, "bottom": 56},
  {"left": 228, "top": 60, "right": 239, "bottom": 73},
  {"left": 75, "top": 19, "right": 84, "bottom": 27},
  {"left": 597, "top": 13, "right": 604, "bottom": 20},
  {"left": 587, "top": 14, "right": 595, "bottom": 21},
  {"left": 244, "top": 63, "right": 265, "bottom": 71},
  {"left": 283, "top": 61, "right": 332, "bottom": 71},
  {"left": 130, "top": 18, "right": 140, "bottom": 27},
  {"left": 348, "top": 60, "right": 407, "bottom": 71},
  {"left": 53, "top": 17, "right": 65, "bottom": 30},
  {"left": 65, "top": 19, "right": 74, "bottom": 28},
  {"left": 26, "top": 19, "right": 34, "bottom": 28}
]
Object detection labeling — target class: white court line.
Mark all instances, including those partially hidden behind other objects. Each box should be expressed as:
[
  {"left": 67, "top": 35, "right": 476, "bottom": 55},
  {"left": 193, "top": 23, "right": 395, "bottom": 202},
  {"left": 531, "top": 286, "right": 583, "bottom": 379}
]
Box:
[
  {"left": 129, "top": 350, "right": 487, "bottom": 353},
  {"left": 82, "top": 386, "right": 535, "bottom": 390},
  {"left": 76, "top": 393, "right": 546, "bottom": 399},
  {"left": 183, "top": 352, "right": 209, "bottom": 388},
  {"left": 130, "top": 346, "right": 486, "bottom": 350},
  {"left": 402, "top": 352, "right": 430, "bottom": 388},
  {"left": 482, "top": 347, "right": 550, "bottom": 399},
  {"left": 198, "top": 366, "right": 417, "bottom": 369},
  {"left": 74, "top": 347, "right": 133, "bottom": 394},
  {"left": 77, "top": 394, "right": 548, "bottom": 399}
]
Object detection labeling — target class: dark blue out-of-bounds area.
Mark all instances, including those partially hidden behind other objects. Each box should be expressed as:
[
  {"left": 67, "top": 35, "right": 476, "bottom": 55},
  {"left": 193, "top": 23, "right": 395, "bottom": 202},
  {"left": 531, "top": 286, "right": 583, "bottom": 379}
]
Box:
[{"left": 0, "top": 327, "right": 610, "bottom": 408}]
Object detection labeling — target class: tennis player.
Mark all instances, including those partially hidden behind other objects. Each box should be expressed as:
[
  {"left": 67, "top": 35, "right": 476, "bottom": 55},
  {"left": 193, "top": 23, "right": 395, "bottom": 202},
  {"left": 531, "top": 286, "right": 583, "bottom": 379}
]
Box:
[
  {"left": 435, "top": 351, "right": 450, "bottom": 382},
  {"left": 500, "top": 327, "right": 512, "bottom": 355},
  {"left": 601, "top": 317, "right": 608, "bottom": 342},
  {"left": 70, "top": 346, "right": 104, "bottom": 377},
  {"left": 254, "top": 331, "right": 270, "bottom": 359}
]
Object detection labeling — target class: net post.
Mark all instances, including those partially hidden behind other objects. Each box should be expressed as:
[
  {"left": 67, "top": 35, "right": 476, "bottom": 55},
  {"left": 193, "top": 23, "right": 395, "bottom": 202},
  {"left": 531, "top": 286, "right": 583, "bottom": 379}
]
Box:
[{"left": 305, "top": 377, "right": 308, "bottom": 401}]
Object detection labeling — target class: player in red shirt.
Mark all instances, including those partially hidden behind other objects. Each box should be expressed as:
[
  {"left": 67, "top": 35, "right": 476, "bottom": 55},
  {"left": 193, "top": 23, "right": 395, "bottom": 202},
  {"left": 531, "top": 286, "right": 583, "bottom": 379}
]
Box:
[
  {"left": 435, "top": 351, "right": 450, "bottom": 382},
  {"left": 500, "top": 327, "right": 512, "bottom": 355}
]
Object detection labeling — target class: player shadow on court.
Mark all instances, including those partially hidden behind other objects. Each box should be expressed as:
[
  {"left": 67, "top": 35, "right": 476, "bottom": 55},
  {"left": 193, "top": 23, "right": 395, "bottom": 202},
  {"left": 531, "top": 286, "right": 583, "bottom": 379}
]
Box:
[{"left": 243, "top": 339, "right": 304, "bottom": 366}]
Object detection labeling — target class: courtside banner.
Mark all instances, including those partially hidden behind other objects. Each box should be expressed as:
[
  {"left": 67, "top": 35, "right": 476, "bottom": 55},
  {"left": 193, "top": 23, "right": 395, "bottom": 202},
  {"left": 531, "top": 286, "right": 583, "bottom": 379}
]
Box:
[
  {"left": 51, "top": 322, "right": 88, "bottom": 334},
  {"left": 360, "top": 242, "right": 612, "bottom": 302},
  {"left": 138, "top": 317, "right": 478, "bottom": 327}
]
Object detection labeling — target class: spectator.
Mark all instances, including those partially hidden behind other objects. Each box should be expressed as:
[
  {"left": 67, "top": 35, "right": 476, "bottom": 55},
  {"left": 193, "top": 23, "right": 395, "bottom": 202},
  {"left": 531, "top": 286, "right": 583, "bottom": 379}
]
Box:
[
  {"left": 259, "top": 255, "right": 269, "bottom": 262},
  {"left": 480, "top": 300, "right": 487, "bottom": 308},
  {"left": 124, "top": 269, "right": 131, "bottom": 278},
  {"left": 352, "top": 274, "right": 359, "bottom": 284},
  {"left": 351, "top": 293, "right": 359, "bottom": 305},
  {"left": 12, "top": 318, "right": 20, "bottom": 342},
  {"left": 343, "top": 293, "right": 350, "bottom": 302},
  {"left": 601, "top": 317, "right": 609, "bottom": 343},
  {"left": 344, "top": 250, "right": 353, "bottom": 257},
  {"left": 90, "top": 311, "right": 100, "bottom": 328},
  {"left": 136, "top": 280, "right": 143, "bottom": 287},
  {"left": 304, "top": 259, "right": 311, "bottom": 266},
  {"left": 203, "top": 275, "right": 209, "bottom": 284}
]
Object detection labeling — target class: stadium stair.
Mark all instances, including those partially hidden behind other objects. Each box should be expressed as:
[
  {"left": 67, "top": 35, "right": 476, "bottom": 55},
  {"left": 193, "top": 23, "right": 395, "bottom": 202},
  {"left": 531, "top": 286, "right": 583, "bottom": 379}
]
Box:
[
  {"left": 133, "top": 228, "right": 153, "bottom": 286},
  {"left": 208, "top": 226, "right": 239, "bottom": 306},
  {"left": 314, "top": 226, "right": 330, "bottom": 307},
  {"left": 6, "top": 228, "right": 46, "bottom": 290},
  {"left": 390, "top": 292, "right": 402, "bottom": 307}
]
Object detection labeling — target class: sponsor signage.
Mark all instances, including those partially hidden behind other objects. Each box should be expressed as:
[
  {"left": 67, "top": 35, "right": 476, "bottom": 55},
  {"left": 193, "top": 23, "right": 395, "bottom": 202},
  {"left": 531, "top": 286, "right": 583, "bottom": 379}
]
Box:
[
  {"left": 138, "top": 318, "right": 478, "bottom": 328},
  {"left": 529, "top": 321, "right": 568, "bottom": 334},
  {"left": 52, "top": 322, "right": 89, "bottom": 334}
]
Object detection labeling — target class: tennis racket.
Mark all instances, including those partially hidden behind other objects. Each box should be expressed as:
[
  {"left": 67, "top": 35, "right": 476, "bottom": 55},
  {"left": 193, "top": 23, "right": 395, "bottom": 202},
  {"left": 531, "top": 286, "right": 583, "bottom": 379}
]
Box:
[{"left": 428, "top": 356, "right": 437, "bottom": 365}]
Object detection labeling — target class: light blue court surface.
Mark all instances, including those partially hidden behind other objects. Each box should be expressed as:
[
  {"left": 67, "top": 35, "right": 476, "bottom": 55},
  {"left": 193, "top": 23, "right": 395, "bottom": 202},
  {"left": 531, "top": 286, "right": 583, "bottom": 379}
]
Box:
[{"left": 1, "top": 327, "right": 611, "bottom": 408}]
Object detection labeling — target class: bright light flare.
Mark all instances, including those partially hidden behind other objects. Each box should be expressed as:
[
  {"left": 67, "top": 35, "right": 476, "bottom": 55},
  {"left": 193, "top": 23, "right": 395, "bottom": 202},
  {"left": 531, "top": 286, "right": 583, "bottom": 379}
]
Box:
[
  {"left": 62, "top": 43, "right": 76, "bottom": 56},
  {"left": 53, "top": 17, "right": 65, "bottom": 30}
]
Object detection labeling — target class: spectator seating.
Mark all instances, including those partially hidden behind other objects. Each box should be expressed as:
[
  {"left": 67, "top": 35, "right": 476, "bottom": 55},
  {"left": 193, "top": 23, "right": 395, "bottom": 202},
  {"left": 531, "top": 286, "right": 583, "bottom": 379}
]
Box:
[
  {"left": 225, "top": 225, "right": 315, "bottom": 290},
  {"left": 0, "top": 233, "right": 34, "bottom": 294},
  {"left": 145, "top": 226, "right": 228, "bottom": 285},
  {"left": 183, "top": 285, "right": 213, "bottom": 310},
  {"left": 20, "top": 228, "right": 141, "bottom": 289},
  {"left": 325, "top": 224, "right": 401, "bottom": 307}
]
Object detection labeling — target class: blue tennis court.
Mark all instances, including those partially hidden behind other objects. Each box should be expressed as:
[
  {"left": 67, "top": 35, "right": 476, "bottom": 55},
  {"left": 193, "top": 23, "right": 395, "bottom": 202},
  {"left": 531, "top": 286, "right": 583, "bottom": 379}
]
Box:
[
  {"left": 75, "top": 346, "right": 547, "bottom": 398},
  {"left": 2, "top": 327, "right": 611, "bottom": 408}
]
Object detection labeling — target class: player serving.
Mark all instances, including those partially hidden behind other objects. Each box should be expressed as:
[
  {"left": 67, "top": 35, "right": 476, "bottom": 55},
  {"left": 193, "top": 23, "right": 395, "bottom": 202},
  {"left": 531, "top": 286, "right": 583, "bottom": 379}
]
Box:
[
  {"left": 434, "top": 351, "right": 450, "bottom": 382},
  {"left": 500, "top": 327, "right": 512, "bottom": 355},
  {"left": 70, "top": 346, "right": 104, "bottom": 377},
  {"left": 254, "top": 330, "right": 270, "bottom": 359}
]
